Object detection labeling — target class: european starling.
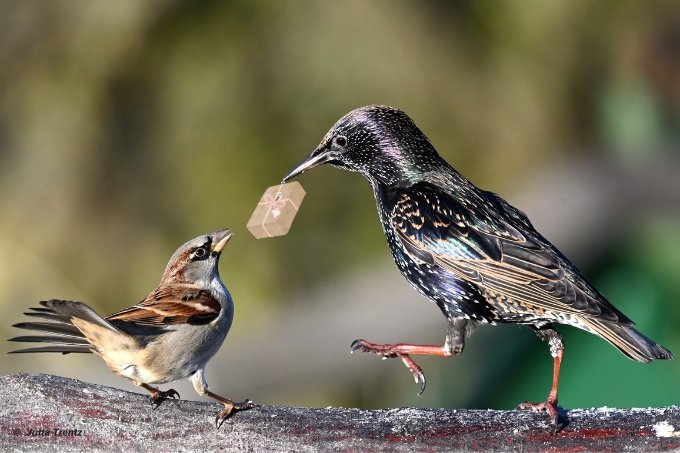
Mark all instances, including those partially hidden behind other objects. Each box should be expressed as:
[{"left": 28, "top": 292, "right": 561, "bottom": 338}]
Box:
[{"left": 283, "top": 105, "right": 672, "bottom": 427}]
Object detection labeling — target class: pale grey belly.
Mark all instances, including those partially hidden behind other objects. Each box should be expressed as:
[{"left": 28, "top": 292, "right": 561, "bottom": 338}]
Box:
[{"left": 120, "top": 317, "right": 230, "bottom": 385}]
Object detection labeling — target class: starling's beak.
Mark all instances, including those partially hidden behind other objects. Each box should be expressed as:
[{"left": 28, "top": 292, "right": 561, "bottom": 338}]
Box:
[
  {"left": 211, "top": 229, "right": 233, "bottom": 255},
  {"left": 282, "top": 146, "right": 332, "bottom": 183}
]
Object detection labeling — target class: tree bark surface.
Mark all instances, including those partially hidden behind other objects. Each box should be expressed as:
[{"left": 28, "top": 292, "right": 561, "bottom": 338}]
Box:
[{"left": 1, "top": 373, "right": 679, "bottom": 452}]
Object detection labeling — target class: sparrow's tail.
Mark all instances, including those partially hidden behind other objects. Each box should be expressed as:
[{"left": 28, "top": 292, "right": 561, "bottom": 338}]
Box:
[
  {"left": 581, "top": 317, "right": 673, "bottom": 363},
  {"left": 8, "top": 299, "right": 119, "bottom": 354}
]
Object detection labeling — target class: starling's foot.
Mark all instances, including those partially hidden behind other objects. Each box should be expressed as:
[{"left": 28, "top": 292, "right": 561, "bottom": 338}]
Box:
[
  {"left": 516, "top": 399, "right": 562, "bottom": 432},
  {"left": 399, "top": 353, "right": 426, "bottom": 395},
  {"left": 351, "top": 339, "right": 427, "bottom": 395},
  {"left": 351, "top": 339, "right": 401, "bottom": 357},
  {"left": 145, "top": 385, "right": 180, "bottom": 407},
  {"left": 215, "top": 399, "right": 254, "bottom": 429}
]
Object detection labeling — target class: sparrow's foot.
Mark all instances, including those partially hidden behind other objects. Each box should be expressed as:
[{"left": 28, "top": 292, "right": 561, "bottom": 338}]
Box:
[
  {"left": 516, "top": 399, "right": 563, "bottom": 432},
  {"left": 147, "top": 387, "right": 180, "bottom": 407},
  {"left": 350, "top": 339, "right": 427, "bottom": 395},
  {"left": 215, "top": 399, "right": 254, "bottom": 429}
]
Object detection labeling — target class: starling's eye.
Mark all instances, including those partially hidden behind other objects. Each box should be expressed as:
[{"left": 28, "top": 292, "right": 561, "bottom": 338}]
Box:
[
  {"left": 334, "top": 136, "right": 347, "bottom": 148},
  {"left": 192, "top": 247, "right": 208, "bottom": 260}
]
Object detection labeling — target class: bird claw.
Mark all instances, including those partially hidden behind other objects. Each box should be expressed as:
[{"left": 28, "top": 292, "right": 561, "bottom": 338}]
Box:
[
  {"left": 149, "top": 388, "right": 180, "bottom": 407},
  {"left": 350, "top": 339, "right": 369, "bottom": 354},
  {"left": 350, "top": 339, "right": 428, "bottom": 395},
  {"left": 350, "top": 339, "right": 397, "bottom": 357},
  {"left": 416, "top": 370, "right": 426, "bottom": 396},
  {"left": 399, "top": 353, "right": 426, "bottom": 395},
  {"left": 516, "top": 400, "right": 563, "bottom": 433},
  {"left": 161, "top": 389, "right": 180, "bottom": 400},
  {"left": 215, "top": 399, "right": 254, "bottom": 429}
]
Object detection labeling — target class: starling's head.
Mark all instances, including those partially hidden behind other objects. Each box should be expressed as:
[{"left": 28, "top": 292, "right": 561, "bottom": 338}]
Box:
[{"left": 283, "top": 105, "right": 441, "bottom": 186}]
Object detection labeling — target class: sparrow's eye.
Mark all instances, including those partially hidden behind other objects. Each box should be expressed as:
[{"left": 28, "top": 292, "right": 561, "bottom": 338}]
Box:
[
  {"left": 191, "top": 247, "right": 208, "bottom": 260},
  {"left": 334, "top": 135, "right": 347, "bottom": 147}
]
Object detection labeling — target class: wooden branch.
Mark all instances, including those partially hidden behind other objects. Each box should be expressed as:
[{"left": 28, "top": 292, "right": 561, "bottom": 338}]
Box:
[{"left": 1, "top": 373, "right": 679, "bottom": 452}]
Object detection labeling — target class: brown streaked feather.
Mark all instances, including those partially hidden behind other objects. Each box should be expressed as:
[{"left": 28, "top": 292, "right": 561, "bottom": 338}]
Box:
[
  {"left": 438, "top": 259, "right": 619, "bottom": 321},
  {"left": 106, "top": 284, "right": 221, "bottom": 326},
  {"left": 579, "top": 317, "right": 673, "bottom": 362},
  {"left": 390, "top": 182, "right": 632, "bottom": 325}
]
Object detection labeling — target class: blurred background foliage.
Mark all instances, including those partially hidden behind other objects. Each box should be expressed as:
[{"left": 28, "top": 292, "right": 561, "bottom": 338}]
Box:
[{"left": 1, "top": 0, "right": 679, "bottom": 412}]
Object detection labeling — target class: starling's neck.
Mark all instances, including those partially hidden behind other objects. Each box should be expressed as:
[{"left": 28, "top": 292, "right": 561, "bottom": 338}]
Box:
[{"left": 365, "top": 152, "right": 468, "bottom": 190}]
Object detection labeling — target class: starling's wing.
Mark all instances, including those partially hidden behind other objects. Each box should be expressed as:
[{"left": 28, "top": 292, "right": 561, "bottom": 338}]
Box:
[
  {"left": 106, "top": 284, "right": 221, "bottom": 327},
  {"left": 388, "top": 182, "right": 631, "bottom": 325}
]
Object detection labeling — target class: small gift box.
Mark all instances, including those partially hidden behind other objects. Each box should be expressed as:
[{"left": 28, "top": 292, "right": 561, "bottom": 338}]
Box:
[{"left": 247, "top": 182, "right": 306, "bottom": 238}]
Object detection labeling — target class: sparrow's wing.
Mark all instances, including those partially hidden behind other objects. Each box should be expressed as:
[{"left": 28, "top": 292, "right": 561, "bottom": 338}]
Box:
[
  {"left": 8, "top": 299, "right": 122, "bottom": 354},
  {"left": 388, "top": 182, "right": 631, "bottom": 324},
  {"left": 106, "top": 284, "right": 221, "bottom": 327}
]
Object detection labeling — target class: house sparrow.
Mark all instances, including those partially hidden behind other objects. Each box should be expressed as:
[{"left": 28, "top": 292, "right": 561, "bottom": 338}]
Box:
[{"left": 9, "top": 229, "right": 253, "bottom": 427}]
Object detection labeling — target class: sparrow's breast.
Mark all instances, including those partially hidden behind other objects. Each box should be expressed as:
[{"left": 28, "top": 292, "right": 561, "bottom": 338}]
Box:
[{"left": 115, "top": 285, "right": 234, "bottom": 385}]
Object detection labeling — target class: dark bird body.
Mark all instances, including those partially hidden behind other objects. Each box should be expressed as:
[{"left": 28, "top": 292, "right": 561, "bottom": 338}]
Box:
[{"left": 283, "top": 105, "right": 672, "bottom": 427}]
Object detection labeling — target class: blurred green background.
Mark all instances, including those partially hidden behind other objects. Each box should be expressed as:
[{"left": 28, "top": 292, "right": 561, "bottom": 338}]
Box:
[{"left": 1, "top": 0, "right": 679, "bottom": 412}]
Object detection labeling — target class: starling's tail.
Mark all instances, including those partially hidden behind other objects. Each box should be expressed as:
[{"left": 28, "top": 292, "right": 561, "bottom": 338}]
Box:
[
  {"left": 8, "top": 299, "right": 116, "bottom": 354},
  {"left": 581, "top": 318, "right": 673, "bottom": 363}
]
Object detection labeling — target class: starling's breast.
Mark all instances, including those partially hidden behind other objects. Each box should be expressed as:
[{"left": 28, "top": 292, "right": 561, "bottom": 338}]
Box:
[{"left": 373, "top": 188, "right": 498, "bottom": 324}]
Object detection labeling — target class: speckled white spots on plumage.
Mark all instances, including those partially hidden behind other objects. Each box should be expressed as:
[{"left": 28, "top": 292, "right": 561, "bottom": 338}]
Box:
[{"left": 310, "top": 104, "right": 670, "bottom": 366}]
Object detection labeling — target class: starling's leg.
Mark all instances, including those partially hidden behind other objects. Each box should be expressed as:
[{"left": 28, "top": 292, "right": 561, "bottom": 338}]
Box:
[
  {"left": 516, "top": 323, "right": 564, "bottom": 430},
  {"left": 351, "top": 318, "right": 468, "bottom": 395},
  {"left": 140, "top": 383, "right": 180, "bottom": 407},
  {"left": 190, "top": 369, "right": 253, "bottom": 428}
]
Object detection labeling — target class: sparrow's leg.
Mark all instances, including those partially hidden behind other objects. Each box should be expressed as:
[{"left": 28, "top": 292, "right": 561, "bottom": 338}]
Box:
[
  {"left": 190, "top": 369, "right": 253, "bottom": 428},
  {"left": 140, "top": 383, "right": 180, "bottom": 407},
  {"left": 516, "top": 323, "right": 565, "bottom": 431},
  {"left": 351, "top": 317, "right": 468, "bottom": 395}
]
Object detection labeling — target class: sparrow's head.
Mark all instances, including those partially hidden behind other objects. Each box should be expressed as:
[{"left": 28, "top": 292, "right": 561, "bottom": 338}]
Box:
[
  {"left": 282, "top": 105, "right": 441, "bottom": 187},
  {"left": 161, "top": 229, "right": 233, "bottom": 286}
]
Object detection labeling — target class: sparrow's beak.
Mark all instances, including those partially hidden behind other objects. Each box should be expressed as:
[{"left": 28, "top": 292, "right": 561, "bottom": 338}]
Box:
[
  {"left": 282, "top": 146, "right": 332, "bottom": 183},
  {"left": 211, "top": 229, "right": 233, "bottom": 254}
]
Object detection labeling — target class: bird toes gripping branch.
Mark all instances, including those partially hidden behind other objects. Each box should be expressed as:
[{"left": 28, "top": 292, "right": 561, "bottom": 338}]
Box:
[
  {"left": 142, "top": 384, "right": 180, "bottom": 407},
  {"left": 515, "top": 326, "right": 567, "bottom": 432},
  {"left": 215, "top": 399, "right": 255, "bottom": 429},
  {"left": 516, "top": 399, "right": 562, "bottom": 433}
]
